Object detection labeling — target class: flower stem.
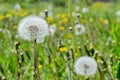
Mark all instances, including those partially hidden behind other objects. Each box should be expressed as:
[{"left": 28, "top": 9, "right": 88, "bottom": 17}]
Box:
[
  {"left": 33, "top": 40, "right": 40, "bottom": 80},
  {"left": 15, "top": 42, "right": 21, "bottom": 80}
]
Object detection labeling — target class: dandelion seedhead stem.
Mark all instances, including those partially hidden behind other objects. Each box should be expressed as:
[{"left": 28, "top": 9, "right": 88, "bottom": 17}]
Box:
[{"left": 33, "top": 40, "right": 40, "bottom": 80}]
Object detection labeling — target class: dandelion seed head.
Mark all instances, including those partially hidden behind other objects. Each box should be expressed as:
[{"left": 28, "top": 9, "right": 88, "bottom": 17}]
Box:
[
  {"left": 116, "top": 10, "right": 120, "bottom": 16},
  {"left": 18, "top": 16, "right": 49, "bottom": 43},
  {"left": 82, "top": 7, "right": 89, "bottom": 13},
  {"left": 14, "top": 4, "right": 21, "bottom": 11},
  {"left": 74, "top": 56, "right": 98, "bottom": 78},
  {"left": 74, "top": 23, "right": 85, "bottom": 35}
]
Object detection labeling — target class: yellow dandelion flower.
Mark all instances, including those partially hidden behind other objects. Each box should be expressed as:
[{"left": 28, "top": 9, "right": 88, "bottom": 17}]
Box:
[
  {"left": 5, "top": 13, "right": 12, "bottom": 18},
  {"left": 100, "top": 18, "right": 108, "bottom": 25},
  {"left": 47, "top": 16, "right": 53, "bottom": 23},
  {"left": 59, "top": 46, "right": 67, "bottom": 52},
  {"left": 20, "top": 11, "right": 27, "bottom": 17},
  {"left": 67, "top": 34, "right": 72, "bottom": 38},
  {"left": 0, "top": 15, "right": 4, "bottom": 20},
  {"left": 59, "top": 26, "right": 65, "bottom": 30},
  {"left": 61, "top": 14, "right": 66, "bottom": 18},
  {"left": 63, "top": 18, "right": 68, "bottom": 23},
  {"left": 13, "top": 25, "right": 18, "bottom": 29},
  {"left": 38, "top": 64, "right": 43, "bottom": 70}
]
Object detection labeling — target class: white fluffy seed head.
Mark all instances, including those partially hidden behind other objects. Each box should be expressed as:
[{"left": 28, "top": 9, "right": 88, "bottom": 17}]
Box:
[
  {"left": 18, "top": 16, "right": 49, "bottom": 43},
  {"left": 82, "top": 7, "right": 89, "bottom": 13},
  {"left": 116, "top": 10, "right": 120, "bottom": 16},
  {"left": 14, "top": 4, "right": 21, "bottom": 11},
  {"left": 74, "top": 23, "right": 85, "bottom": 35},
  {"left": 74, "top": 56, "right": 98, "bottom": 78}
]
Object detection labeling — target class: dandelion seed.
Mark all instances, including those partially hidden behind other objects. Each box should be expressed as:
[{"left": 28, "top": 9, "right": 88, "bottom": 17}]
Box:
[
  {"left": 18, "top": 16, "right": 49, "bottom": 43},
  {"left": 74, "top": 23, "right": 85, "bottom": 35},
  {"left": 74, "top": 56, "right": 98, "bottom": 78}
]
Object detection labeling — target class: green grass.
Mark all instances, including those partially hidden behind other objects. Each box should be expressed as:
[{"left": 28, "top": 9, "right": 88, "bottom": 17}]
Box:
[{"left": 0, "top": 1, "right": 120, "bottom": 80}]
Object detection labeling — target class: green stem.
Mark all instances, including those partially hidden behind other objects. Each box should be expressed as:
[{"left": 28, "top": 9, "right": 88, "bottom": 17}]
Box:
[{"left": 33, "top": 40, "right": 40, "bottom": 80}]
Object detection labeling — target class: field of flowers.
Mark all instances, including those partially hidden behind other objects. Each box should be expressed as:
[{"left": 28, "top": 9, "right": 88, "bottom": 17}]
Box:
[{"left": 0, "top": 0, "right": 120, "bottom": 80}]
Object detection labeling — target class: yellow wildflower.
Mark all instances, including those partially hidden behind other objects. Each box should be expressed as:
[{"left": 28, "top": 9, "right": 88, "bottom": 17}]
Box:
[
  {"left": 20, "top": 11, "right": 27, "bottom": 17},
  {"left": 61, "top": 14, "right": 66, "bottom": 18},
  {"left": 47, "top": 16, "right": 53, "bottom": 23},
  {"left": 38, "top": 64, "right": 42, "bottom": 69},
  {"left": 67, "top": 34, "right": 72, "bottom": 38},
  {"left": 100, "top": 18, "right": 108, "bottom": 25},
  {"left": 13, "top": 25, "right": 18, "bottom": 29},
  {"left": 59, "top": 46, "right": 67, "bottom": 52},
  {"left": 0, "top": 15, "right": 4, "bottom": 20},
  {"left": 59, "top": 26, "right": 65, "bottom": 30},
  {"left": 5, "top": 13, "right": 12, "bottom": 18},
  {"left": 63, "top": 18, "right": 68, "bottom": 23}
]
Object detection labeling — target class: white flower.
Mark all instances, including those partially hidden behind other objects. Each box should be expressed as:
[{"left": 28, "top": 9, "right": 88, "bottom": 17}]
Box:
[
  {"left": 82, "top": 7, "right": 89, "bottom": 13},
  {"left": 74, "top": 56, "right": 98, "bottom": 78},
  {"left": 14, "top": 4, "right": 21, "bottom": 11},
  {"left": 74, "top": 23, "right": 85, "bottom": 35},
  {"left": 18, "top": 16, "right": 49, "bottom": 43},
  {"left": 116, "top": 10, "right": 120, "bottom": 16},
  {"left": 49, "top": 25, "right": 57, "bottom": 36}
]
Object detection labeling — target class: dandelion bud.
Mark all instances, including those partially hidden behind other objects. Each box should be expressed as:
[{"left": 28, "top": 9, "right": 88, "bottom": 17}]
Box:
[
  {"left": 70, "top": 47, "right": 75, "bottom": 62},
  {"left": 98, "top": 54, "right": 107, "bottom": 68},
  {"left": 90, "top": 48, "right": 95, "bottom": 56},
  {"left": 25, "top": 50, "right": 31, "bottom": 60},
  {"left": 69, "top": 27, "right": 72, "bottom": 33},
  {"left": 110, "top": 55, "right": 113, "bottom": 66},
  {"left": 44, "top": 10, "right": 48, "bottom": 17},
  {"left": 77, "top": 13, "right": 80, "bottom": 19},
  {"left": 15, "top": 42, "right": 20, "bottom": 50},
  {"left": 0, "top": 67, "right": 4, "bottom": 74},
  {"left": 2, "top": 76, "right": 6, "bottom": 80},
  {"left": 84, "top": 45, "right": 90, "bottom": 56}
]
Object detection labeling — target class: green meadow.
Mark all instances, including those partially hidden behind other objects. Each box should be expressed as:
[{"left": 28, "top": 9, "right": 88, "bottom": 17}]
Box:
[{"left": 0, "top": 0, "right": 120, "bottom": 80}]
